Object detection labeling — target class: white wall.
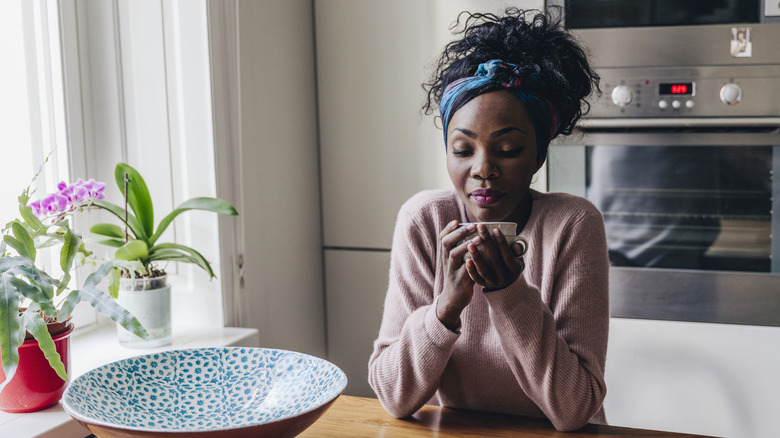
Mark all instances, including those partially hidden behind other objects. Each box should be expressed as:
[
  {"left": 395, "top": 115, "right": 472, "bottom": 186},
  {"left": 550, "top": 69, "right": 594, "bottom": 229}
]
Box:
[
  {"left": 317, "top": 0, "right": 542, "bottom": 249},
  {"left": 215, "top": 0, "right": 327, "bottom": 357}
]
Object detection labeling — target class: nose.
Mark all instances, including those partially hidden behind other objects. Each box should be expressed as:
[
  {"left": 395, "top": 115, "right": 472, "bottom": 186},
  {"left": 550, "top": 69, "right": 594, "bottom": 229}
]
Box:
[{"left": 471, "top": 151, "right": 499, "bottom": 180}]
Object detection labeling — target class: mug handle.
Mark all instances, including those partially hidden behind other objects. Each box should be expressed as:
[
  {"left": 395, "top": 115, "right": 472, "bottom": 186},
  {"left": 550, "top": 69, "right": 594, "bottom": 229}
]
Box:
[{"left": 514, "top": 236, "right": 529, "bottom": 257}]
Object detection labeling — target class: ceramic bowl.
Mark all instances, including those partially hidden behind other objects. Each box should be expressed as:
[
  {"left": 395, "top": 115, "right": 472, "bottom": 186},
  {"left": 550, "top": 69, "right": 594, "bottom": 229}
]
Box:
[{"left": 62, "top": 347, "right": 347, "bottom": 438}]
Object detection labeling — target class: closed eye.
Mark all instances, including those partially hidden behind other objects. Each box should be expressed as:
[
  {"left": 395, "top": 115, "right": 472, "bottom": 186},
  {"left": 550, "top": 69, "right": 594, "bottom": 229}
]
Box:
[
  {"left": 497, "top": 148, "right": 523, "bottom": 158},
  {"left": 452, "top": 148, "right": 473, "bottom": 156}
]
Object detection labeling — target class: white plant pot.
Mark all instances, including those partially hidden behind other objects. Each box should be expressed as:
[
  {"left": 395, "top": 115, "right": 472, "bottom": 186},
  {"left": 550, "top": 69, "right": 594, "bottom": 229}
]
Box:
[{"left": 116, "top": 276, "right": 172, "bottom": 348}]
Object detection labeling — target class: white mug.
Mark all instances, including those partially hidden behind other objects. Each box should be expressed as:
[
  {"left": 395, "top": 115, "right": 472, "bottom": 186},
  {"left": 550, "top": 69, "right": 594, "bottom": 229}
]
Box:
[{"left": 460, "top": 222, "right": 528, "bottom": 257}]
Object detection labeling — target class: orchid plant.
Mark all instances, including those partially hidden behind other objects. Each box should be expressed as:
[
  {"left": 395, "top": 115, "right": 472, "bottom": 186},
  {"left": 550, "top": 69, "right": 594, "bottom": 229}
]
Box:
[
  {"left": 89, "top": 162, "right": 238, "bottom": 292},
  {"left": 1, "top": 177, "right": 149, "bottom": 388}
]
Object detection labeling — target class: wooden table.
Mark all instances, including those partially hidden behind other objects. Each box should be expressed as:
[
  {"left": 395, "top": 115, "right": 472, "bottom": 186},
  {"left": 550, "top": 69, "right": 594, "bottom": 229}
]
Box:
[{"left": 299, "top": 395, "right": 717, "bottom": 437}]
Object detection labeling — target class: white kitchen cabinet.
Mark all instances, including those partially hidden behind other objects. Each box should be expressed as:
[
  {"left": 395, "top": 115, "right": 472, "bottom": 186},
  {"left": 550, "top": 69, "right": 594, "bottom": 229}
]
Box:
[
  {"left": 325, "top": 249, "right": 391, "bottom": 397},
  {"left": 605, "top": 318, "right": 780, "bottom": 438}
]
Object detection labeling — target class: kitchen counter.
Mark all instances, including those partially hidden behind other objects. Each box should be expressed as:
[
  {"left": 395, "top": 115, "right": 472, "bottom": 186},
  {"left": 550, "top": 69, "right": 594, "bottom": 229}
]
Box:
[{"left": 0, "top": 325, "right": 259, "bottom": 438}]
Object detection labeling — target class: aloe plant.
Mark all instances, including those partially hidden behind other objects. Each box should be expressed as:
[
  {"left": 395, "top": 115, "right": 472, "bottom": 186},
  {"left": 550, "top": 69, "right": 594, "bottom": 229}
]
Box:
[
  {"left": 90, "top": 162, "right": 237, "bottom": 293},
  {"left": 1, "top": 187, "right": 148, "bottom": 389}
]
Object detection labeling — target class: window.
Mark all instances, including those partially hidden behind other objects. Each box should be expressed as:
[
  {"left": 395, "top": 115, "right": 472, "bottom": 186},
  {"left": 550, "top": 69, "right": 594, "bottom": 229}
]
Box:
[
  {"left": 0, "top": 0, "right": 99, "bottom": 326},
  {"left": 2, "top": 0, "right": 226, "bottom": 331}
]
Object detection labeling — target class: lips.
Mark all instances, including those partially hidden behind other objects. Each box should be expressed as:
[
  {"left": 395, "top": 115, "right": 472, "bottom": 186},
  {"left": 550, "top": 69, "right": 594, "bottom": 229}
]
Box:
[{"left": 469, "top": 188, "right": 505, "bottom": 206}]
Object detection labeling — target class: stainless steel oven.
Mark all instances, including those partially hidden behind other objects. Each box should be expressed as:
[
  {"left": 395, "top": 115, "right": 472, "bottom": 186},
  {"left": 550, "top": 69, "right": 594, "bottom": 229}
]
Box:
[{"left": 546, "top": 0, "right": 780, "bottom": 326}]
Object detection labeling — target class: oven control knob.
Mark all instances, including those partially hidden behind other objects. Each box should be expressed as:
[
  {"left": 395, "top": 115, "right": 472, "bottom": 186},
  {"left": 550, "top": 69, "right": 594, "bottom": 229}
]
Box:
[
  {"left": 720, "top": 83, "right": 742, "bottom": 105},
  {"left": 611, "top": 85, "right": 633, "bottom": 107}
]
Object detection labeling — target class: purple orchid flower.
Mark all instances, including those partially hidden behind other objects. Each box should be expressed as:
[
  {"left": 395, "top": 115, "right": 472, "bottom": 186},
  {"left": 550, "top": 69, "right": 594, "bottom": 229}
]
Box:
[
  {"left": 70, "top": 185, "right": 90, "bottom": 203},
  {"left": 28, "top": 200, "right": 43, "bottom": 217},
  {"left": 41, "top": 193, "right": 69, "bottom": 215},
  {"left": 81, "top": 178, "right": 106, "bottom": 200},
  {"left": 29, "top": 177, "right": 107, "bottom": 218}
]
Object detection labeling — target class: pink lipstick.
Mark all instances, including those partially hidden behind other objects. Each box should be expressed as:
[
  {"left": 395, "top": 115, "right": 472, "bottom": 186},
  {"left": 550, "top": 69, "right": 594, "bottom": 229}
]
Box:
[{"left": 470, "top": 189, "right": 504, "bottom": 206}]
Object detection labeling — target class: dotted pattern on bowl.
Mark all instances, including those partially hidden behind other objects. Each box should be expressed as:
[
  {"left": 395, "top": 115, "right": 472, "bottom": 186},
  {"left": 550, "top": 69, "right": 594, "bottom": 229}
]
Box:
[{"left": 62, "top": 347, "right": 347, "bottom": 432}]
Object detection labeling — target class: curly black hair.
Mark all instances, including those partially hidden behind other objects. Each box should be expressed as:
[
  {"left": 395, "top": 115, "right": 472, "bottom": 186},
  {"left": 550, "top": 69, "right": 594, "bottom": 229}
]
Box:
[{"left": 422, "top": 8, "right": 600, "bottom": 138}]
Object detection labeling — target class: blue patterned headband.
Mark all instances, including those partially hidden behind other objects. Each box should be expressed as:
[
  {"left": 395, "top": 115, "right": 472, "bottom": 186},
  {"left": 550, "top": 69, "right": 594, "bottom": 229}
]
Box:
[{"left": 440, "top": 59, "right": 560, "bottom": 165}]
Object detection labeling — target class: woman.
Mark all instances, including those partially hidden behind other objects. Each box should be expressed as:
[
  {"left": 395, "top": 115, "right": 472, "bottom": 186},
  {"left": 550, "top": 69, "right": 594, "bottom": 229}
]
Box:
[{"left": 367, "top": 8, "right": 608, "bottom": 432}]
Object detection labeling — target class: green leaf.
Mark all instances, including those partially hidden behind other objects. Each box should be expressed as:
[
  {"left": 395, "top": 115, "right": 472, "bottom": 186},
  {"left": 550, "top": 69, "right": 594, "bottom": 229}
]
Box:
[
  {"left": 23, "top": 308, "right": 68, "bottom": 382},
  {"left": 108, "top": 267, "right": 120, "bottom": 299},
  {"left": 149, "top": 197, "right": 238, "bottom": 246},
  {"left": 60, "top": 228, "right": 81, "bottom": 273},
  {"left": 57, "top": 271, "right": 71, "bottom": 296},
  {"left": 58, "top": 270, "right": 149, "bottom": 340},
  {"left": 110, "top": 260, "right": 146, "bottom": 276},
  {"left": 149, "top": 243, "right": 215, "bottom": 278},
  {"left": 90, "top": 223, "right": 126, "bottom": 239},
  {"left": 85, "top": 260, "right": 113, "bottom": 289},
  {"left": 9, "top": 278, "right": 57, "bottom": 317},
  {"left": 19, "top": 204, "right": 44, "bottom": 231},
  {"left": 13, "top": 265, "right": 56, "bottom": 300},
  {"left": 77, "top": 241, "right": 92, "bottom": 258},
  {"left": 90, "top": 201, "right": 147, "bottom": 242},
  {"left": 92, "top": 238, "right": 126, "bottom": 248},
  {"left": 115, "top": 163, "right": 154, "bottom": 240},
  {"left": 8, "top": 222, "right": 36, "bottom": 261},
  {"left": 35, "top": 237, "right": 61, "bottom": 249},
  {"left": 115, "top": 240, "right": 148, "bottom": 262},
  {"left": 0, "top": 256, "right": 33, "bottom": 273},
  {"left": 0, "top": 273, "right": 25, "bottom": 385},
  {"left": 17, "top": 188, "right": 30, "bottom": 206},
  {"left": 3, "top": 236, "right": 26, "bottom": 258}
]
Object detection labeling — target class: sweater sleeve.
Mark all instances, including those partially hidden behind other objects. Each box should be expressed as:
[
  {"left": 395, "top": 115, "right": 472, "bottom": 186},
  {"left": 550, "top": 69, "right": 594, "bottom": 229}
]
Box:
[
  {"left": 367, "top": 199, "right": 459, "bottom": 418},
  {"left": 483, "top": 206, "right": 610, "bottom": 431}
]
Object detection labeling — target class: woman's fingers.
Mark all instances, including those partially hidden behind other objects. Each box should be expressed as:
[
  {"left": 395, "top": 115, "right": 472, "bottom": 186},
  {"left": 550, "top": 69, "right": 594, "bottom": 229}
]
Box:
[
  {"left": 440, "top": 221, "right": 476, "bottom": 253},
  {"left": 475, "top": 225, "right": 506, "bottom": 267},
  {"left": 495, "top": 229, "right": 518, "bottom": 268},
  {"left": 467, "top": 226, "right": 523, "bottom": 289},
  {"left": 466, "top": 241, "right": 491, "bottom": 280},
  {"left": 465, "top": 258, "right": 486, "bottom": 285}
]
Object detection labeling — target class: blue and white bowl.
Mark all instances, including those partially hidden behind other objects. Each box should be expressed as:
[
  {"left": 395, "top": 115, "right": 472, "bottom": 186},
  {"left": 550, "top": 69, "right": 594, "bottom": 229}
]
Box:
[{"left": 62, "top": 347, "right": 347, "bottom": 437}]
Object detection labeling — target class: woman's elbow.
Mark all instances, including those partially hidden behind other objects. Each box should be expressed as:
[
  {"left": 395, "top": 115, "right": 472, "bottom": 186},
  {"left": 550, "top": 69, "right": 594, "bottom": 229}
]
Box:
[
  {"left": 370, "top": 386, "right": 419, "bottom": 419},
  {"left": 552, "top": 416, "right": 591, "bottom": 433},
  {"left": 368, "top": 376, "right": 422, "bottom": 418},
  {"left": 550, "top": 386, "right": 607, "bottom": 431}
]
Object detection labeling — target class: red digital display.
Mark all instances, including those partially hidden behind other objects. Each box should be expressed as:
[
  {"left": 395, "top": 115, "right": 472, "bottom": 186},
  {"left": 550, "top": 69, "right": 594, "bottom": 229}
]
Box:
[{"left": 659, "top": 82, "right": 694, "bottom": 95}]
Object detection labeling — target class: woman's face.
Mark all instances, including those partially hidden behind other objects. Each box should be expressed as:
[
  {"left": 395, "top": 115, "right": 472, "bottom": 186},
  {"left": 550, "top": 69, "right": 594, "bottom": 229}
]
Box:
[{"left": 446, "top": 90, "right": 541, "bottom": 224}]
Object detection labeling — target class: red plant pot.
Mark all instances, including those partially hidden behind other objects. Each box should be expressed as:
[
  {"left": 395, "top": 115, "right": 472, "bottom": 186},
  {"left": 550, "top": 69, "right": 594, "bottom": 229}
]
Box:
[{"left": 0, "top": 324, "right": 74, "bottom": 413}]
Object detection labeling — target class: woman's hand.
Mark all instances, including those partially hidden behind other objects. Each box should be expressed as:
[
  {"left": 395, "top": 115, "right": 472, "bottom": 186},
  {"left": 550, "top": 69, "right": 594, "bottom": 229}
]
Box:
[
  {"left": 465, "top": 224, "right": 525, "bottom": 291},
  {"left": 436, "top": 221, "right": 478, "bottom": 330}
]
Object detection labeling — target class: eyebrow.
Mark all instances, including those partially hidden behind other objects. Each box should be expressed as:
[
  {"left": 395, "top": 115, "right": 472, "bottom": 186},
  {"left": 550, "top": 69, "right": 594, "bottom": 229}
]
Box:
[{"left": 452, "top": 127, "right": 526, "bottom": 139}]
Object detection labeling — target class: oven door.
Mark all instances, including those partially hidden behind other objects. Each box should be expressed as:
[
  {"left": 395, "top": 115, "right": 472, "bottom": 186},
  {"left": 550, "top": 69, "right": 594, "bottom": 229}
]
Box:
[{"left": 549, "top": 118, "right": 780, "bottom": 326}]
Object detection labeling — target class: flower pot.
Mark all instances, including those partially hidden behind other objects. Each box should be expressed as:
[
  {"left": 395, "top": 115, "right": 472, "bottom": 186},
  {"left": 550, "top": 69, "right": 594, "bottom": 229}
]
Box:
[
  {"left": 0, "top": 323, "right": 74, "bottom": 413},
  {"left": 116, "top": 275, "right": 172, "bottom": 348}
]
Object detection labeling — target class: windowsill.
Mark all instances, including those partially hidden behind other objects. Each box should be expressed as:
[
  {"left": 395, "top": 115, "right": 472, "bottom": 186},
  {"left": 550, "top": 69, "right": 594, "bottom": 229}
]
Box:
[{"left": 0, "top": 324, "right": 260, "bottom": 438}]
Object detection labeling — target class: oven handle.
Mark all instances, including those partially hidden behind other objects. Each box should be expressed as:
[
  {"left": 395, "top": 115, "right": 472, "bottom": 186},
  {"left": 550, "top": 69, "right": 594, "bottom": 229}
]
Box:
[{"left": 579, "top": 117, "right": 780, "bottom": 129}]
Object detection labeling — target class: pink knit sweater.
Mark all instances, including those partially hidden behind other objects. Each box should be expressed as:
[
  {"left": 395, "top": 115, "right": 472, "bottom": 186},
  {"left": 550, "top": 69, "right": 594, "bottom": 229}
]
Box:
[{"left": 368, "top": 189, "right": 609, "bottom": 431}]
